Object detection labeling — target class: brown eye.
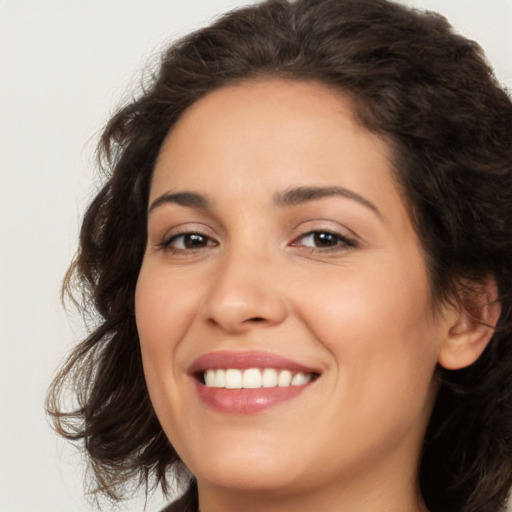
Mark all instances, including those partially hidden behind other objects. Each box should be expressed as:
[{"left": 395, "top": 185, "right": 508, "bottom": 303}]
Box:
[
  {"left": 311, "top": 232, "right": 339, "bottom": 247},
  {"left": 297, "top": 231, "right": 353, "bottom": 249},
  {"left": 163, "top": 233, "right": 216, "bottom": 251},
  {"left": 181, "top": 234, "right": 210, "bottom": 248}
]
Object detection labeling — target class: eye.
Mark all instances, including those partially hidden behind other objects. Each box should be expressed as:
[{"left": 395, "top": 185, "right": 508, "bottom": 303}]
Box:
[
  {"left": 160, "top": 232, "right": 217, "bottom": 252},
  {"left": 292, "top": 230, "right": 355, "bottom": 251}
]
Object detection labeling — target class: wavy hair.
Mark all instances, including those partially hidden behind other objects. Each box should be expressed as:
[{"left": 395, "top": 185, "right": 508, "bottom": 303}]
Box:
[{"left": 47, "top": 1, "right": 512, "bottom": 511}]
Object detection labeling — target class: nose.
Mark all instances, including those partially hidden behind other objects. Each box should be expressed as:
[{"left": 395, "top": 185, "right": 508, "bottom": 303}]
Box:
[{"left": 201, "top": 245, "right": 288, "bottom": 334}]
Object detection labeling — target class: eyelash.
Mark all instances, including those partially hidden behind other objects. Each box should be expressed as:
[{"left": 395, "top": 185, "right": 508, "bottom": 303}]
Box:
[
  {"left": 158, "top": 232, "right": 217, "bottom": 253},
  {"left": 157, "top": 229, "right": 356, "bottom": 254},
  {"left": 291, "top": 230, "right": 356, "bottom": 252}
]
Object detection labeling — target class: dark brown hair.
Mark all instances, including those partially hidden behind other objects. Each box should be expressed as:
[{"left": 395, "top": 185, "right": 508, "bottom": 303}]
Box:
[{"left": 47, "top": 1, "right": 512, "bottom": 511}]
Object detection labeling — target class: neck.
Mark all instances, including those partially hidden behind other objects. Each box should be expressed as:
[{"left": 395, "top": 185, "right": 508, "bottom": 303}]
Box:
[{"left": 196, "top": 461, "right": 429, "bottom": 512}]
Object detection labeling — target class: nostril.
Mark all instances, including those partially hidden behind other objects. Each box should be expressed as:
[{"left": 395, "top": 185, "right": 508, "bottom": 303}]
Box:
[{"left": 248, "top": 317, "right": 265, "bottom": 322}]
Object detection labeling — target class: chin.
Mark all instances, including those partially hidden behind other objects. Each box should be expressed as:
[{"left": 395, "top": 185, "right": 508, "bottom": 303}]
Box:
[
  {"left": 180, "top": 433, "right": 306, "bottom": 492},
  {"left": 195, "top": 463, "right": 303, "bottom": 494}
]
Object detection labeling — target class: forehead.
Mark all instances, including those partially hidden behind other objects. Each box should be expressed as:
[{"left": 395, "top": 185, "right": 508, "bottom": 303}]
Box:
[
  {"left": 157, "top": 79, "right": 382, "bottom": 157},
  {"left": 150, "top": 79, "right": 405, "bottom": 222}
]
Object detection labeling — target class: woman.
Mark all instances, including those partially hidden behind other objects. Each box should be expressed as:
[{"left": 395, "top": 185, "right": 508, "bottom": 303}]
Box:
[{"left": 47, "top": 0, "right": 512, "bottom": 511}]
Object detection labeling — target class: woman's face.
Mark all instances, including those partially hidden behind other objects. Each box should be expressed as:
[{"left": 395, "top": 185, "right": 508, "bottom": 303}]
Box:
[{"left": 136, "top": 79, "right": 448, "bottom": 500}]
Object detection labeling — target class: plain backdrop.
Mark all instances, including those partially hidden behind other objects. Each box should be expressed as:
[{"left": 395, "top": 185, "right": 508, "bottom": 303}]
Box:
[{"left": 1, "top": 1, "right": 511, "bottom": 511}]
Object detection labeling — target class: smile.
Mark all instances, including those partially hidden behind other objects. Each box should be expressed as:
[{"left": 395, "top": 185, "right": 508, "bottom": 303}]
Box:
[
  {"left": 203, "top": 368, "right": 313, "bottom": 388},
  {"left": 189, "top": 351, "right": 320, "bottom": 414}
]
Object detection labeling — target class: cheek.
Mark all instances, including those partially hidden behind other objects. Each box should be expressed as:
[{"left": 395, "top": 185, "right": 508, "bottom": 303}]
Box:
[
  {"left": 302, "top": 260, "right": 440, "bottom": 449},
  {"left": 134, "top": 263, "right": 198, "bottom": 404},
  {"left": 134, "top": 263, "right": 200, "bottom": 434},
  {"left": 135, "top": 271, "right": 169, "bottom": 357},
  {"left": 298, "top": 253, "right": 440, "bottom": 390},
  {"left": 135, "top": 262, "right": 197, "bottom": 354}
]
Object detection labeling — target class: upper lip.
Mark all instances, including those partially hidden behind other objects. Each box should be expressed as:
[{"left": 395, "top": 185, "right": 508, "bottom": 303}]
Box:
[{"left": 188, "top": 350, "right": 320, "bottom": 376}]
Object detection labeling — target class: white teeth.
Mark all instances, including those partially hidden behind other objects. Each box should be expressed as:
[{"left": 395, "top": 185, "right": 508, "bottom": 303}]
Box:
[
  {"left": 214, "top": 369, "right": 225, "bottom": 388},
  {"left": 277, "top": 369, "right": 292, "bottom": 387},
  {"left": 205, "top": 369, "right": 216, "bottom": 387},
  {"left": 202, "top": 368, "right": 313, "bottom": 389},
  {"left": 262, "top": 368, "right": 278, "bottom": 387},
  {"left": 291, "top": 372, "right": 310, "bottom": 386},
  {"left": 225, "top": 369, "right": 242, "bottom": 389},
  {"left": 242, "top": 368, "right": 262, "bottom": 388}
]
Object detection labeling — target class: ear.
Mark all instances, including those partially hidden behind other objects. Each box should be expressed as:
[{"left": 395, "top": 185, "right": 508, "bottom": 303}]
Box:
[{"left": 438, "top": 276, "right": 501, "bottom": 370}]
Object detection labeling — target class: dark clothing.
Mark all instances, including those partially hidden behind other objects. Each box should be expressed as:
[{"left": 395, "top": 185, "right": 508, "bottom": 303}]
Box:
[{"left": 160, "top": 482, "right": 198, "bottom": 512}]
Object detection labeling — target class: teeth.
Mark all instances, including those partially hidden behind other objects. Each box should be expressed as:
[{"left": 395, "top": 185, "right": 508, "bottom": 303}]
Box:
[
  {"left": 225, "top": 369, "right": 242, "bottom": 389},
  {"left": 202, "top": 368, "right": 313, "bottom": 389},
  {"left": 291, "top": 372, "right": 310, "bottom": 386},
  {"left": 242, "top": 368, "right": 262, "bottom": 388},
  {"left": 262, "top": 368, "right": 278, "bottom": 387},
  {"left": 205, "top": 369, "right": 216, "bottom": 387},
  {"left": 277, "top": 369, "right": 292, "bottom": 387},
  {"left": 214, "top": 369, "right": 226, "bottom": 388}
]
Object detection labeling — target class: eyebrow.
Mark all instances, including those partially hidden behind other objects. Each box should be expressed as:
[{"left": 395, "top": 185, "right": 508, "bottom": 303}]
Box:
[
  {"left": 148, "top": 185, "right": 381, "bottom": 218},
  {"left": 148, "top": 191, "right": 212, "bottom": 214},
  {"left": 274, "top": 186, "right": 381, "bottom": 217}
]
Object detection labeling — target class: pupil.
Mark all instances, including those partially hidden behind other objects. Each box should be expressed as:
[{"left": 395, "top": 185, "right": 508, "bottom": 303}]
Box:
[
  {"left": 314, "top": 232, "right": 337, "bottom": 246},
  {"left": 185, "top": 234, "right": 206, "bottom": 248}
]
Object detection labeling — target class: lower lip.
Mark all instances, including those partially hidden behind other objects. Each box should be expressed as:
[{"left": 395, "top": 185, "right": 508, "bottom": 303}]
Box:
[{"left": 195, "top": 381, "right": 312, "bottom": 414}]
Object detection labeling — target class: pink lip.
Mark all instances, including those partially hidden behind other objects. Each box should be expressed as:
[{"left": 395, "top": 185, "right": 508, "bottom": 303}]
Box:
[
  {"left": 189, "top": 350, "right": 319, "bottom": 415},
  {"left": 188, "top": 350, "right": 319, "bottom": 374}
]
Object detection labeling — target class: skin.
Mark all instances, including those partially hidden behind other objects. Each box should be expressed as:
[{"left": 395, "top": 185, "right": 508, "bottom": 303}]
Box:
[{"left": 135, "top": 79, "right": 463, "bottom": 512}]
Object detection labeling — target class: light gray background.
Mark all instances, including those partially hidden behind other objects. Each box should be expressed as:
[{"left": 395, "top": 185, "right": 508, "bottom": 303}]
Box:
[{"left": 1, "top": 1, "right": 511, "bottom": 511}]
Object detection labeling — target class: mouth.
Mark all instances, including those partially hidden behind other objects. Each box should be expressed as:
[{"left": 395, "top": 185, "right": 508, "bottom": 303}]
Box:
[
  {"left": 189, "top": 351, "right": 320, "bottom": 414},
  {"left": 200, "top": 368, "right": 316, "bottom": 388}
]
